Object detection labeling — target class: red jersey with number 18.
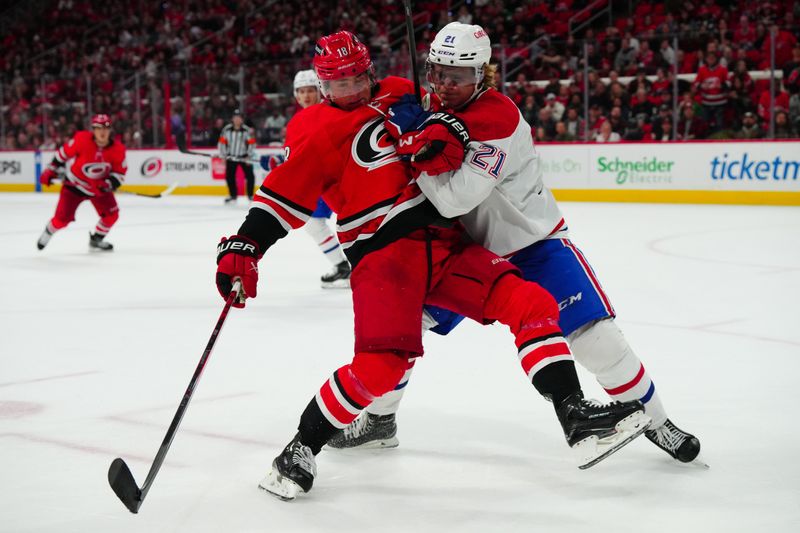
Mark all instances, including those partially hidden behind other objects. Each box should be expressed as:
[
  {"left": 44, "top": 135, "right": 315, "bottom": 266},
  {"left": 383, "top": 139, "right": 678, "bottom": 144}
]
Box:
[{"left": 247, "top": 76, "right": 446, "bottom": 266}]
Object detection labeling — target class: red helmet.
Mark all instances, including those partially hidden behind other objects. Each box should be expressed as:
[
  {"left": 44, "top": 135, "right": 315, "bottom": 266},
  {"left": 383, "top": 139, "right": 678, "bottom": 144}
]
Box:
[
  {"left": 91, "top": 114, "right": 112, "bottom": 128},
  {"left": 313, "top": 31, "right": 373, "bottom": 81}
]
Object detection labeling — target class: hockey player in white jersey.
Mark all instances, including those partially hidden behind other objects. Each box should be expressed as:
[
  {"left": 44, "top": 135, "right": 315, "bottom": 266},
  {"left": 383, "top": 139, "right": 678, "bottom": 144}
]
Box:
[
  {"left": 328, "top": 22, "right": 701, "bottom": 464},
  {"left": 262, "top": 69, "right": 351, "bottom": 288}
]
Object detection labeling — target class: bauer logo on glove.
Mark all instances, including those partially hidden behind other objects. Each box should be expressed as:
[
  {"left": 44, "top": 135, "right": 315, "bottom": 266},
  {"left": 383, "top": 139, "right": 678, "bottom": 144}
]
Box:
[
  {"left": 395, "top": 112, "right": 471, "bottom": 176},
  {"left": 216, "top": 235, "right": 260, "bottom": 308}
]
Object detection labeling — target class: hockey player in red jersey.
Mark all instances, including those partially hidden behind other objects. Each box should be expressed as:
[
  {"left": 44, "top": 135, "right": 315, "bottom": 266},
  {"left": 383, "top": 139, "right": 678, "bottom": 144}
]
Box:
[
  {"left": 215, "top": 31, "right": 650, "bottom": 501},
  {"left": 37, "top": 114, "right": 127, "bottom": 251},
  {"left": 328, "top": 22, "right": 700, "bottom": 464}
]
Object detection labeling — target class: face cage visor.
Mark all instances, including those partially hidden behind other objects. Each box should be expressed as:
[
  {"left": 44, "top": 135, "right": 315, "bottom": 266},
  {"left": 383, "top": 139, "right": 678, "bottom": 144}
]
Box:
[
  {"left": 425, "top": 61, "right": 483, "bottom": 89},
  {"left": 319, "top": 69, "right": 375, "bottom": 102}
]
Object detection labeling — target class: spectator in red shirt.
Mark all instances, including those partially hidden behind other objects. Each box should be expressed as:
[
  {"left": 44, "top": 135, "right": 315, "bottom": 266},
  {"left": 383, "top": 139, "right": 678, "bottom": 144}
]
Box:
[
  {"left": 693, "top": 49, "right": 729, "bottom": 131},
  {"left": 757, "top": 83, "right": 790, "bottom": 123},
  {"left": 760, "top": 24, "right": 797, "bottom": 68},
  {"left": 637, "top": 40, "right": 655, "bottom": 70},
  {"left": 734, "top": 15, "right": 757, "bottom": 50}
]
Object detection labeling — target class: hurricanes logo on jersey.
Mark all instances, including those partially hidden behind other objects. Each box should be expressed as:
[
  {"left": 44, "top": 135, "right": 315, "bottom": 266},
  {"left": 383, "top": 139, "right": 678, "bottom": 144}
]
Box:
[
  {"left": 82, "top": 162, "right": 112, "bottom": 179},
  {"left": 351, "top": 118, "right": 399, "bottom": 171}
]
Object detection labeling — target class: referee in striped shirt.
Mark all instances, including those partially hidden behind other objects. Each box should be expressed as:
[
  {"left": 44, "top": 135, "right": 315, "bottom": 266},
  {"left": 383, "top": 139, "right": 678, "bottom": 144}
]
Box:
[{"left": 218, "top": 109, "right": 256, "bottom": 203}]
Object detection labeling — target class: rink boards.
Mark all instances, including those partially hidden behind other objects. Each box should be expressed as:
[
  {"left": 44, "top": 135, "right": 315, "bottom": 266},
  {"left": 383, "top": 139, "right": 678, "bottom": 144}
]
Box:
[{"left": 1, "top": 141, "right": 798, "bottom": 205}]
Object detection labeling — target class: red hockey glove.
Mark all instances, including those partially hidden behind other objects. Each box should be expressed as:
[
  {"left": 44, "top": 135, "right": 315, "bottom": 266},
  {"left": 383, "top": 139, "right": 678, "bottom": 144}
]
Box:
[
  {"left": 395, "top": 112, "right": 470, "bottom": 176},
  {"left": 40, "top": 168, "right": 57, "bottom": 187},
  {"left": 216, "top": 235, "right": 260, "bottom": 308}
]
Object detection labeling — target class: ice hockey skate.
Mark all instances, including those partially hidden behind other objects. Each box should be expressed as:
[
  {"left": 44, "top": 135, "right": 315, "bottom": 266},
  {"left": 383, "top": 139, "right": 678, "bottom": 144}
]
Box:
[
  {"left": 556, "top": 392, "right": 651, "bottom": 469},
  {"left": 327, "top": 413, "right": 399, "bottom": 450},
  {"left": 645, "top": 418, "right": 702, "bottom": 464},
  {"left": 36, "top": 226, "right": 54, "bottom": 250},
  {"left": 89, "top": 232, "right": 114, "bottom": 251},
  {"left": 258, "top": 434, "right": 317, "bottom": 501},
  {"left": 320, "top": 260, "right": 351, "bottom": 289}
]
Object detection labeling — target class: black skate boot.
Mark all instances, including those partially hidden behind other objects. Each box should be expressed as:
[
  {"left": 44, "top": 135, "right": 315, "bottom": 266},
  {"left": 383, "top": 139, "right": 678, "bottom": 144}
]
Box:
[
  {"left": 224, "top": 196, "right": 237, "bottom": 204},
  {"left": 258, "top": 433, "right": 317, "bottom": 501},
  {"left": 645, "top": 418, "right": 701, "bottom": 463},
  {"left": 89, "top": 232, "right": 114, "bottom": 251},
  {"left": 556, "top": 392, "right": 651, "bottom": 469},
  {"left": 321, "top": 260, "right": 351, "bottom": 289},
  {"left": 37, "top": 226, "right": 54, "bottom": 250},
  {"left": 327, "top": 413, "right": 399, "bottom": 450}
]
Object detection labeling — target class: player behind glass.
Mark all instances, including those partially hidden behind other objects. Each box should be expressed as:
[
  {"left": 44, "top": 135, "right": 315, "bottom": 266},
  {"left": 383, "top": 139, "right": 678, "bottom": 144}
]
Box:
[
  {"left": 214, "top": 30, "right": 650, "bottom": 501},
  {"left": 327, "top": 22, "right": 701, "bottom": 464},
  {"left": 293, "top": 69, "right": 351, "bottom": 288},
  {"left": 37, "top": 114, "right": 127, "bottom": 251}
]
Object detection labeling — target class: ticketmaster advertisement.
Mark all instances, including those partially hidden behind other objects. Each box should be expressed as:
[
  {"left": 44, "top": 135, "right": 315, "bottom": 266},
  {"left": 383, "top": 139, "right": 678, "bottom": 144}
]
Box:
[{"left": 539, "top": 142, "right": 800, "bottom": 194}]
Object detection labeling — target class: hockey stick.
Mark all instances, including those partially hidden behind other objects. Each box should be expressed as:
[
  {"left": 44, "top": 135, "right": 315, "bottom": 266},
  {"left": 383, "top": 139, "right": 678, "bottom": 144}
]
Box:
[
  {"left": 108, "top": 280, "right": 242, "bottom": 514},
  {"left": 116, "top": 182, "right": 180, "bottom": 199},
  {"left": 403, "top": 0, "right": 422, "bottom": 103},
  {"left": 48, "top": 172, "right": 179, "bottom": 199},
  {"left": 174, "top": 132, "right": 255, "bottom": 164}
]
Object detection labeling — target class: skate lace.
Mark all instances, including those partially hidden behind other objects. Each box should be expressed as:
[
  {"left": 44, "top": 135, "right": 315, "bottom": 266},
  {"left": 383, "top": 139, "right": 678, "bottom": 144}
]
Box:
[
  {"left": 291, "top": 444, "right": 317, "bottom": 477},
  {"left": 649, "top": 421, "right": 686, "bottom": 451},
  {"left": 343, "top": 414, "right": 370, "bottom": 439}
]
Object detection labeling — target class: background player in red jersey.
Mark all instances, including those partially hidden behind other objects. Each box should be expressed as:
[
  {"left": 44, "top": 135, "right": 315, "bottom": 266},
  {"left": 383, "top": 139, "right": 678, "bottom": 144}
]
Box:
[
  {"left": 215, "top": 30, "right": 650, "bottom": 501},
  {"left": 37, "top": 114, "right": 127, "bottom": 251}
]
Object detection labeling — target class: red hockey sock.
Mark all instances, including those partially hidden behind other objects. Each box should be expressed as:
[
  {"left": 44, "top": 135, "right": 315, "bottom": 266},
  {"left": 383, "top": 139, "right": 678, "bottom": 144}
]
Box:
[
  {"left": 484, "top": 274, "right": 580, "bottom": 403},
  {"left": 299, "top": 351, "right": 412, "bottom": 454}
]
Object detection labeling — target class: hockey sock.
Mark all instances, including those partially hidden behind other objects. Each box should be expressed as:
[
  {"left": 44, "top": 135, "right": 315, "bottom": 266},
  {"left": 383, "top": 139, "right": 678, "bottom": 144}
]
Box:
[
  {"left": 94, "top": 211, "right": 119, "bottom": 237},
  {"left": 50, "top": 218, "right": 68, "bottom": 231},
  {"left": 569, "top": 319, "right": 668, "bottom": 427},
  {"left": 484, "top": 274, "right": 580, "bottom": 405},
  {"left": 305, "top": 217, "right": 347, "bottom": 266},
  {"left": 299, "top": 351, "right": 411, "bottom": 454},
  {"left": 365, "top": 362, "right": 415, "bottom": 416}
]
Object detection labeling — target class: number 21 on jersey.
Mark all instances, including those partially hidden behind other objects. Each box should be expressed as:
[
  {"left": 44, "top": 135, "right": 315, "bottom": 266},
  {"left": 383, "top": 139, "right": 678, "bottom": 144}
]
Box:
[{"left": 469, "top": 143, "right": 506, "bottom": 179}]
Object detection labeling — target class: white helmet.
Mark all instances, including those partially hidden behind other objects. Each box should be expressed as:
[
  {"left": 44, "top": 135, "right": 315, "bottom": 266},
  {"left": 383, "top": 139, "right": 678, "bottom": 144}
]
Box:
[
  {"left": 293, "top": 69, "right": 319, "bottom": 94},
  {"left": 428, "top": 22, "right": 492, "bottom": 76}
]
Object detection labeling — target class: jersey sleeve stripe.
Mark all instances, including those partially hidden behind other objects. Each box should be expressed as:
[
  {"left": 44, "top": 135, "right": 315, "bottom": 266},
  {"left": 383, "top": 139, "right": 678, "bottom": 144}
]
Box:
[
  {"left": 336, "top": 195, "right": 399, "bottom": 227},
  {"left": 250, "top": 200, "right": 299, "bottom": 232},
  {"left": 259, "top": 187, "right": 314, "bottom": 216}
]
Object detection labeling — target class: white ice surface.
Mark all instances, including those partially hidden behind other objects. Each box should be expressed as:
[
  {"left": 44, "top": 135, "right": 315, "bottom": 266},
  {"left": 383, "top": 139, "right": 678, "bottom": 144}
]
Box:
[{"left": 1, "top": 193, "right": 799, "bottom": 533}]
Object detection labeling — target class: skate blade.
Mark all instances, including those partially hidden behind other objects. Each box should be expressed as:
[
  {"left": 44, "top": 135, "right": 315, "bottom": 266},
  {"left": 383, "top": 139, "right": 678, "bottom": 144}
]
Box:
[
  {"left": 258, "top": 469, "right": 303, "bottom": 501},
  {"left": 321, "top": 279, "right": 351, "bottom": 289},
  {"left": 676, "top": 455, "right": 710, "bottom": 469},
  {"left": 575, "top": 411, "right": 652, "bottom": 470},
  {"left": 327, "top": 436, "right": 399, "bottom": 451}
]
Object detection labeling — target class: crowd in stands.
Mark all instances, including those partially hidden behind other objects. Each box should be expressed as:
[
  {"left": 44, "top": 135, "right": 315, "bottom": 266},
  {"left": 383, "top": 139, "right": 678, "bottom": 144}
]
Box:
[{"left": 1, "top": 0, "right": 799, "bottom": 151}]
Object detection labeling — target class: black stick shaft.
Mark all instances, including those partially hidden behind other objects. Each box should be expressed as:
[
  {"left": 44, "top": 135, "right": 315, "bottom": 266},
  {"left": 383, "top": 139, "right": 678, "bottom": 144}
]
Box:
[
  {"left": 403, "top": 0, "right": 421, "bottom": 103},
  {"left": 137, "top": 281, "right": 241, "bottom": 502}
]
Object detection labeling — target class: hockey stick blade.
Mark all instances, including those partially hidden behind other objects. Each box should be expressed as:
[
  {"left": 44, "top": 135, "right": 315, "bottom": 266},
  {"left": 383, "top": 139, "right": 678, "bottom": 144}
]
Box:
[
  {"left": 118, "top": 182, "right": 180, "bottom": 199},
  {"left": 108, "top": 458, "right": 143, "bottom": 513},
  {"left": 106, "top": 281, "right": 241, "bottom": 514}
]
